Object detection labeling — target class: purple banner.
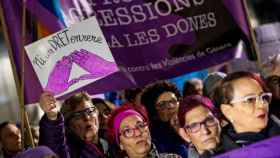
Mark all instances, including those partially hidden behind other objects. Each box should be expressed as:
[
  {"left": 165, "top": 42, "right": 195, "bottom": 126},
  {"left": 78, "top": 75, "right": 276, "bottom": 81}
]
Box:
[
  {"left": 215, "top": 136, "right": 280, "bottom": 158},
  {"left": 1, "top": 0, "right": 251, "bottom": 104}
]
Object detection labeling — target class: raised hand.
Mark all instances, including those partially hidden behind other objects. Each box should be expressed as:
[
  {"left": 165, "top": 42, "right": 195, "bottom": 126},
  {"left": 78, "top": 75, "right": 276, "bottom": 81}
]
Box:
[
  {"left": 45, "top": 56, "right": 76, "bottom": 95},
  {"left": 39, "top": 91, "right": 58, "bottom": 120},
  {"left": 71, "top": 49, "right": 118, "bottom": 79}
]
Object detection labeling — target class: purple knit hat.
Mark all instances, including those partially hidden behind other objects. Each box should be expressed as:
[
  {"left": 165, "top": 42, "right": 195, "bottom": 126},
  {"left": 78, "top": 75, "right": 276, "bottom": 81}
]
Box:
[{"left": 113, "top": 109, "right": 144, "bottom": 145}]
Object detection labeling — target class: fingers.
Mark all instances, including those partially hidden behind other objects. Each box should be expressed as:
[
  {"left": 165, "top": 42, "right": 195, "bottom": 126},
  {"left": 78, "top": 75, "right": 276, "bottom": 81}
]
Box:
[
  {"left": 78, "top": 74, "right": 99, "bottom": 80},
  {"left": 68, "top": 78, "right": 80, "bottom": 86},
  {"left": 61, "top": 56, "right": 73, "bottom": 69},
  {"left": 79, "top": 49, "right": 90, "bottom": 56},
  {"left": 71, "top": 51, "right": 83, "bottom": 62},
  {"left": 76, "top": 49, "right": 90, "bottom": 60}
]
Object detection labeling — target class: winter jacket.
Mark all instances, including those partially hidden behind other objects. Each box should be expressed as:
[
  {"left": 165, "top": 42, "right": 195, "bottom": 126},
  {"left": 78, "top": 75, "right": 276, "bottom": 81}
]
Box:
[
  {"left": 222, "top": 117, "right": 280, "bottom": 147},
  {"left": 151, "top": 121, "right": 188, "bottom": 158}
]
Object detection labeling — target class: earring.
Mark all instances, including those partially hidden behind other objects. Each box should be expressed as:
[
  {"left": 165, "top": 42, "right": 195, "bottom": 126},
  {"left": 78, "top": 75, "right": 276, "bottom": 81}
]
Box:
[{"left": 120, "top": 144, "right": 124, "bottom": 150}]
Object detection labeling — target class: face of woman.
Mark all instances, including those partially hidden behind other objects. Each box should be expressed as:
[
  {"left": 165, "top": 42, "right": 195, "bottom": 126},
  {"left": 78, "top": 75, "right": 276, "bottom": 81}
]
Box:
[
  {"left": 119, "top": 115, "right": 151, "bottom": 158},
  {"left": 96, "top": 103, "right": 111, "bottom": 130},
  {"left": 221, "top": 77, "right": 271, "bottom": 133},
  {"left": 155, "top": 92, "right": 179, "bottom": 122},
  {"left": 69, "top": 101, "right": 99, "bottom": 142},
  {"left": 183, "top": 105, "right": 221, "bottom": 154}
]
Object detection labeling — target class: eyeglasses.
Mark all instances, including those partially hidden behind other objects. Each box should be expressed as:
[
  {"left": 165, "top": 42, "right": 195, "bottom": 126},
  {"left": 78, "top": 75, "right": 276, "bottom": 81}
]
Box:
[
  {"left": 120, "top": 121, "right": 148, "bottom": 138},
  {"left": 156, "top": 98, "right": 178, "bottom": 110},
  {"left": 230, "top": 92, "right": 272, "bottom": 105},
  {"left": 184, "top": 115, "right": 217, "bottom": 133},
  {"left": 69, "top": 107, "right": 98, "bottom": 121}
]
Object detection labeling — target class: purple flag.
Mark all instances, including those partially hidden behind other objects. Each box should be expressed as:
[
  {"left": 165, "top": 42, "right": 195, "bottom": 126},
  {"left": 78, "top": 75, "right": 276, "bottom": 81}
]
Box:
[{"left": 215, "top": 136, "right": 280, "bottom": 158}]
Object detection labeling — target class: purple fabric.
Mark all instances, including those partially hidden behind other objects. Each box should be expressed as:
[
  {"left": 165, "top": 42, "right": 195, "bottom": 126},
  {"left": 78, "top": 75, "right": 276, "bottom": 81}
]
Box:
[
  {"left": 0, "top": 0, "right": 44, "bottom": 104},
  {"left": 25, "top": 0, "right": 64, "bottom": 32},
  {"left": 215, "top": 136, "right": 280, "bottom": 158},
  {"left": 0, "top": 0, "right": 22, "bottom": 77},
  {"left": 1, "top": 0, "right": 251, "bottom": 104},
  {"left": 113, "top": 109, "right": 144, "bottom": 145},
  {"left": 14, "top": 146, "right": 56, "bottom": 158}
]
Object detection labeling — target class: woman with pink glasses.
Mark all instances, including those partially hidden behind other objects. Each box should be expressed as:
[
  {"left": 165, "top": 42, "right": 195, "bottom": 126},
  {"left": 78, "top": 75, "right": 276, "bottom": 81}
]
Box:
[{"left": 107, "top": 104, "right": 181, "bottom": 158}]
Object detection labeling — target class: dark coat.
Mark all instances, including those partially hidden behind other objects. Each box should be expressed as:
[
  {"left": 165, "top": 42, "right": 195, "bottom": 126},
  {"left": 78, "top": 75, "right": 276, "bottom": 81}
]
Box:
[
  {"left": 151, "top": 121, "right": 188, "bottom": 158},
  {"left": 222, "top": 117, "right": 280, "bottom": 147}
]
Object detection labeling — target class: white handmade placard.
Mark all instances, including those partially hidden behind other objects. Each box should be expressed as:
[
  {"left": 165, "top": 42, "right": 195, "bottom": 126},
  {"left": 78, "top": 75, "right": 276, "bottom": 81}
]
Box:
[{"left": 25, "top": 17, "right": 118, "bottom": 97}]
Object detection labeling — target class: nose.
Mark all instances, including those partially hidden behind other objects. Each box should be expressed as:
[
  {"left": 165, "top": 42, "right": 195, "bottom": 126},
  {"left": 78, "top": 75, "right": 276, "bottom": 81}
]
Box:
[
  {"left": 200, "top": 124, "right": 211, "bottom": 135},
  {"left": 82, "top": 113, "right": 91, "bottom": 121},
  {"left": 255, "top": 98, "right": 268, "bottom": 109},
  {"left": 134, "top": 128, "right": 143, "bottom": 137}
]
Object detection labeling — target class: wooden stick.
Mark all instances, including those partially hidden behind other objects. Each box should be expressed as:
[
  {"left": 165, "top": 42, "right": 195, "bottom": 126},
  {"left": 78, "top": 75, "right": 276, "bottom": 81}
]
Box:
[
  {"left": 0, "top": 0, "right": 35, "bottom": 148},
  {"left": 0, "top": 1, "right": 25, "bottom": 149},
  {"left": 21, "top": 0, "right": 35, "bottom": 148},
  {"left": 0, "top": 2, "right": 22, "bottom": 102}
]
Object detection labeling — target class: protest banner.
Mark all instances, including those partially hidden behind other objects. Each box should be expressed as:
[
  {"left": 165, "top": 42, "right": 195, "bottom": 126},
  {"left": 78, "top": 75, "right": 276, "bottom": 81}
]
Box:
[
  {"left": 25, "top": 17, "right": 118, "bottom": 96},
  {"left": 1, "top": 0, "right": 253, "bottom": 103}
]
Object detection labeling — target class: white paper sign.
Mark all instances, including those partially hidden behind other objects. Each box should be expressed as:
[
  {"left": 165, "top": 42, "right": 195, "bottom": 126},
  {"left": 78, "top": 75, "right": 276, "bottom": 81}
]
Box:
[{"left": 25, "top": 17, "right": 118, "bottom": 97}]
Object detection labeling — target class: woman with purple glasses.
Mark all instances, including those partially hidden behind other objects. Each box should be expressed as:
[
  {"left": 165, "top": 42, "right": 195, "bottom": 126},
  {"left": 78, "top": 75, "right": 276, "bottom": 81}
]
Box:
[{"left": 177, "top": 95, "right": 237, "bottom": 158}]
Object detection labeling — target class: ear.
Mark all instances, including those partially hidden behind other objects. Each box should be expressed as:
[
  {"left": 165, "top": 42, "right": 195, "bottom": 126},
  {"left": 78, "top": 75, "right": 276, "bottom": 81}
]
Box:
[
  {"left": 220, "top": 104, "right": 233, "bottom": 121},
  {"left": 178, "top": 127, "right": 191, "bottom": 143}
]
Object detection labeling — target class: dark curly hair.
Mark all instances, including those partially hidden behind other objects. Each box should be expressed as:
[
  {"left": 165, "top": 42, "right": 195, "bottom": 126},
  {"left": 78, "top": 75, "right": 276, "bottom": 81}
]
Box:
[
  {"left": 124, "top": 88, "right": 143, "bottom": 103},
  {"left": 140, "top": 81, "right": 181, "bottom": 122}
]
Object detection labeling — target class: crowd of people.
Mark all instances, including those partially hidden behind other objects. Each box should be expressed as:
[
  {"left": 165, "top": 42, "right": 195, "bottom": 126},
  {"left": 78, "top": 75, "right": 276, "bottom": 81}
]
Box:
[{"left": 0, "top": 61, "right": 280, "bottom": 158}]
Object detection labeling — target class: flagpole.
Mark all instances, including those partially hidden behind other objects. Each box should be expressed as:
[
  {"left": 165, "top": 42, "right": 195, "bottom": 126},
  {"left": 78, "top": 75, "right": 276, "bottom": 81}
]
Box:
[
  {"left": 21, "top": 0, "right": 35, "bottom": 148},
  {"left": 241, "top": 0, "right": 262, "bottom": 69},
  {"left": 0, "top": 0, "right": 35, "bottom": 148}
]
